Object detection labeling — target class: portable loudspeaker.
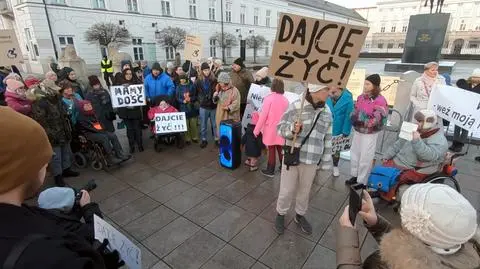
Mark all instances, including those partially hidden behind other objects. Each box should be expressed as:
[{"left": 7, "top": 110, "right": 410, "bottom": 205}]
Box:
[{"left": 219, "top": 120, "right": 242, "bottom": 169}]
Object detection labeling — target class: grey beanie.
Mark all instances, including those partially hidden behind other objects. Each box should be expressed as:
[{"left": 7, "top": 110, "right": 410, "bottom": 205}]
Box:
[{"left": 218, "top": 72, "right": 231, "bottom": 84}]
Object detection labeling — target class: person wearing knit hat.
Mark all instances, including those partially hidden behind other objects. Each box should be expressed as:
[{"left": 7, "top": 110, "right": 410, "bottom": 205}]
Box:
[
  {"left": 213, "top": 72, "right": 241, "bottom": 138},
  {"left": 337, "top": 184, "right": 480, "bottom": 268},
  {"left": 85, "top": 75, "right": 117, "bottom": 134},
  {"left": 212, "top": 58, "right": 223, "bottom": 77},
  {"left": 230, "top": 58, "right": 254, "bottom": 118},
  {"left": 4, "top": 77, "right": 32, "bottom": 116},
  {"left": 254, "top": 67, "right": 272, "bottom": 87},
  {"left": 347, "top": 74, "right": 388, "bottom": 185},
  {"left": 23, "top": 75, "right": 41, "bottom": 89},
  {"left": 144, "top": 61, "right": 175, "bottom": 103},
  {"left": 45, "top": 70, "right": 58, "bottom": 82},
  {"left": 58, "top": 66, "right": 85, "bottom": 99},
  {"left": 274, "top": 83, "right": 333, "bottom": 235},
  {"left": 195, "top": 61, "right": 219, "bottom": 148}
]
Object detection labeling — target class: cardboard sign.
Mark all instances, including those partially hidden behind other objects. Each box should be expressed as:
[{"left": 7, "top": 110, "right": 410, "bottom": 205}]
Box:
[
  {"left": 184, "top": 35, "right": 202, "bottom": 63},
  {"left": 348, "top": 74, "right": 400, "bottom": 106},
  {"left": 155, "top": 112, "right": 187, "bottom": 134},
  {"left": 241, "top": 84, "right": 300, "bottom": 131},
  {"left": 346, "top": 69, "right": 365, "bottom": 97},
  {"left": 269, "top": 13, "right": 369, "bottom": 87},
  {"left": 111, "top": 84, "right": 146, "bottom": 108},
  {"left": 94, "top": 215, "right": 141, "bottom": 269},
  {"left": 428, "top": 85, "right": 480, "bottom": 132},
  {"left": 332, "top": 135, "right": 351, "bottom": 153},
  {"left": 0, "top": 30, "right": 21, "bottom": 66}
]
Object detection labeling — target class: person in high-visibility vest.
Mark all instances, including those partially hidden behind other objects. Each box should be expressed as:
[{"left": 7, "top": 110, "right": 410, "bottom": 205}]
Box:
[{"left": 100, "top": 55, "right": 114, "bottom": 88}]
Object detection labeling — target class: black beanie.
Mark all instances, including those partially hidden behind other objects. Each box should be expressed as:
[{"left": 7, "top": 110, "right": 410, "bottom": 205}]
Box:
[
  {"left": 233, "top": 58, "right": 244, "bottom": 68},
  {"left": 152, "top": 62, "right": 161, "bottom": 71},
  {"left": 366, "top": 74, "right": 381, "bottom": 87},
  {"left": 201, "top": 62, "right": 210, "bottom": 70}
]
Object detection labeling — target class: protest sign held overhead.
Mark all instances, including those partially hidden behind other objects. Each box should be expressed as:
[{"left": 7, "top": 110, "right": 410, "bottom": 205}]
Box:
[
  {"left": 428, "top": 84, "right": 480, "bottom": 132},
  {"left": 269, "top": 13, "right": 369, "bottom": 87},
  {"left": 0, "top": 30, "right": 21, "bottom": 66},
  {"left": 155, "top": 112, "right": 188, "bottom": 134},
  {"left": 111, "top": 84, "right": 146, "bottom": 108},
  {"left": 184, "top": 35, "right": 202, "bottom": 63}
]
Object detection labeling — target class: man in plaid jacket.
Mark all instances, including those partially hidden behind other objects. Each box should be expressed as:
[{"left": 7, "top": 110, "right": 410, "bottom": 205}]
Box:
[{"left": 275, "top": 84, "right": 333, "bottom": 235}]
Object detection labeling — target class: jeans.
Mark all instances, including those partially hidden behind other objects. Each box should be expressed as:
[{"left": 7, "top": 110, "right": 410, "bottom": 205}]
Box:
[
  {"left": 51, "top": 144, "right": 73, "bottom": 177},
  {"left": 124, "top": 119, "right": 143, "bottom": 148},
  {"left": 185, "top": 117, "right": 199, "bottom": 142},
  {"left": 199, "top": 108, "right": 218, "bottom": 142},
  {"left": 453, "top": 126, "right": 469, "bottom": 145},
  {"left": 85, "top": 132, "right": 124, "bottom": 157}
]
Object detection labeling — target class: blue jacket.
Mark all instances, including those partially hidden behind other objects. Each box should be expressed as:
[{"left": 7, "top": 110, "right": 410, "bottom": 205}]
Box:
[
  {"left": 143, "top": 66, "right": 151, "bottom": 79},
  {"left": 176, "top": 82, "right": 199, "bottom": 118},
  {"left": 144, "top": 72, "right": 175, "bottom": 100},
  {"left": 326, "top": 89, "right": 354, "bottom": 136}
]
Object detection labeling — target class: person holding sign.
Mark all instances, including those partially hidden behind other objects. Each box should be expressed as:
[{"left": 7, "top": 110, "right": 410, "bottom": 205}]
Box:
[
  {"left": 275, "top": 84, "right": 333, "bottom": 235},
  {"left": 347, "top": 74, "right": 388, "bottom": 186},
  {"left": 410, "top": 62, "right": 446, "bottom": 119},
  {"left": 213, "top": 72, "right": 241, "bottom": 137},
  {"left": 195, "top": 62, "right": 219, "bottom": 148},
  {"left": 176, "top": 74, "right": 199, "bottom": 144},
  {"left": 326, "top": 86, "right": 354, "bottom": 177}
]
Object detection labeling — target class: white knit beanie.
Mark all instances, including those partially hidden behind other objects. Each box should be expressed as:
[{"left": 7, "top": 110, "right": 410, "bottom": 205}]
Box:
[
  {"left": 414, "top": 109, "right": 438, "bottom": 130},
  {"left": 307, "top": 83, "right": 328, "bottom": 93},
  {"left": 401, "top": 184, "right": 477, "bottom": 254}
]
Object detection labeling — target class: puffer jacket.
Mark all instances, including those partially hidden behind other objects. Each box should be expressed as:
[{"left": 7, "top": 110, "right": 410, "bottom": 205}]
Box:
[
  {"left": 351, "top": 94, "right": 388, "bottom": 134},
  {"left": 230, "top": 68, "right": 254, "bottom": 104},
  {"left": 336, "top": 215, "right": 480, "bottom": 269},
  {"left": 5, "top": 91, "right": 32, "bottom": 116}
]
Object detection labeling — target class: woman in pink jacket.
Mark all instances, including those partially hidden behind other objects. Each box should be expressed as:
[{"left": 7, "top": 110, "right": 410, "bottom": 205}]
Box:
[
  {"left": 254, "top": 78, "right": 289, "bottom": 177},
  {"left": 4, "top": 75, "right": 32, "bottom": 117}
]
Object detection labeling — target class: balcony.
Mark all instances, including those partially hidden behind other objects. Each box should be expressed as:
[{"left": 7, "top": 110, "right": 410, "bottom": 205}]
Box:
[{"left": 0, "top": 0, "right": 14, "bottom": 18}]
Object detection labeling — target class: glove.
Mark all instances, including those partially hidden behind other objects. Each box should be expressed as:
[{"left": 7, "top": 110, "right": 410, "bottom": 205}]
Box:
[{"left": 96, "top": 239, "right": 126, "bottom": 269}]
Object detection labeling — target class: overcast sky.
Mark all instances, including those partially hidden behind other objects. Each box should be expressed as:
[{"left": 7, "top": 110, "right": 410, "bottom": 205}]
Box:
[{"left": 327, "top": 0, "right": 377, "bottom": 8}]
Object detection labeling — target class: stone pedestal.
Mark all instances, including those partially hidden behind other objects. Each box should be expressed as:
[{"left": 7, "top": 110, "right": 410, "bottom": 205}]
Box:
[
  {"left": 108, "top": 44, "right": 132, "bottom": 74},
  {"left": 58, "top": 45, "right": 88, "bottom": 80},
  {"left": 384, "top": 60, "right": 455, "bottom": 74}
]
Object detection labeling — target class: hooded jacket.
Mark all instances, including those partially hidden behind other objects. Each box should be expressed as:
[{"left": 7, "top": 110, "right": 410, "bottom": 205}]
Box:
[
  {"left": 85, "top": 87, "right": 116, "bottom": 133},
  {"left": 5, "top": 91, "right": 32, "bottom": 116},
  {"left": 144, "top": 72, "right": 175, "bottom": 100},
  {"left": 230, "top": 68, "right": 254, "bottom": 104}
]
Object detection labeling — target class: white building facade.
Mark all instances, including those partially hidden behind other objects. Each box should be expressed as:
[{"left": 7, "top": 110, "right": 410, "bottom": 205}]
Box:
[
  {"left": 355, "top": 0, "right": 480, "bottom": 55},
  {"left": 0, "top": 0, "right": 366, "bottom": 74}
]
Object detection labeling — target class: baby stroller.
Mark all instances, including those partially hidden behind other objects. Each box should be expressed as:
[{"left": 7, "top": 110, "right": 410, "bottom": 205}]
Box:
[
  {"left": 71, "top": 134, "right": 109, "bottom": 171},
  {"left": 148, "top": 95, "right": 185, "bottom": 152}
]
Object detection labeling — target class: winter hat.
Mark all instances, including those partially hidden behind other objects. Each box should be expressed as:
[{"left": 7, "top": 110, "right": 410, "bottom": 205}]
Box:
[
  {"left": 151, "top": 62, "right": 161, "bottom": 71},
  {"left": 201, "top": 62, "right": 210, "bottom": 71},
  {"left": 233, "top": 58, "right": 245, "bottom": 68},
  {"left": 414, "top": 109, "right": 438, "bottom": 130},
  {"left": 38, "top": 187, "right": 75, "bottom": 212},
  {"left": 214, "top": 59, "right": 223, "bottom": 66},
  {"left": 401, "top": 183, "right": 477, "bottom": 254},
  {"left": 471, "top": 68, "right": 480, "bottom": 78},
  {"left": 3, "top": 72, "right": 22, "bottom": 85},
  {"left": 366, "top": 74, "right": 381, "bottom": 87},
  {"left": 5, "top": 78, "right": 24, "bottom": 92},
  {"left": 88, "top": 75, "right": 101, "bottom": 87},
  {"left": 24, "top": 76, "right": 41, "bottom": 89},
  {"left": 251, "top": 112, "right": 260, "bottom": 125},
  {"left": 45, "top": 71, "right": 57, "bottom": 81},
  {"left": 166, "top": 62, "right": 175, "bottom": 70},
  {"left": 0, "top": 107, "right": 53, "bottom": 194},
  {"left": 217, "top": 72, "right": 231, "bottom": 84},
  {"left": 255, "top": 67, "right": 269, "bottom": 81},
  {"left": 307, "top": 83, "right": 328, "bottom": 93}
]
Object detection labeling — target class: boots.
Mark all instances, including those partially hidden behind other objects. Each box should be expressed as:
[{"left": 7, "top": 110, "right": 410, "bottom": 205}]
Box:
[
  {"left": 62, "top": 168, "right": 79, "bottom": 178},
  {"left": 107, "top": 155, "right": 123, "bottom": 165},
  {"left": 275, "top": 214, "right": 285, "bottom": 234},
  {"left": 261, "top": 165, "right": 275, "bottom": 178},
  {"left": 54, "top": 175, "right": 66, "bottom": 187},
  {"left": 129, "top": 143, "right": 135, "bottom": 154},
  {"left": 138, "top": 144, "right": 144, "bottom": 152},
  {"left": 345, "top": 177, "right": 358, "bottom": 185}
]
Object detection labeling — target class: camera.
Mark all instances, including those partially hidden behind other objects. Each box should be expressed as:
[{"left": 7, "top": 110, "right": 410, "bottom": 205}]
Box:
[{"left": 74, "top": 179, "right": 97, "bottom": 205}]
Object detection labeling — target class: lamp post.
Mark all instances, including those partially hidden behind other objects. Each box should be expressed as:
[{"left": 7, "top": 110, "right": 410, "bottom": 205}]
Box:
[{"left": 237, "top": 28, "right": 246, "bottom": 61}]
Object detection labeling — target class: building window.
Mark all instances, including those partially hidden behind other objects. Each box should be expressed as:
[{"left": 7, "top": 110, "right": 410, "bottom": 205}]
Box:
[
  {"left": 391, "top": 25, "right": 396, "bottom": 32},
  {"left": 240, "top": 5, "right": 246, "bottom": 24},
  {"left": 225, "top": 0, "right": 232, "bottom": 22},
  {"left": 254, "top": 8, "right": 259, "bottom": 25},
  {"left": 210, "top": 39, "right": 216, "bottom": 57},
  {"left": 127, "top": 0, "right": 138, "bottom": 12},
  {"left": 402, "top": 25, "right": 408, "bottom": 32},
  {"left": 92, "top": 0, "right": 105, "bottom": 8},
  {"left": 266, "top": 9, "right": 271, "bottom": 27},
  {"left": 476, "top": 26, "right": 480, "bottom": 31},
  {"left": 189, "top": 0, "right": 197, "bottom": 19},
  {"left": 25, "top": 28, "right": 38, "bottom": 60},
  {"left": 132, "top": 38, "right": 144, "bottom": 61},
  {"left": 460, "top": 20, "right": 466, "bottom": 31},
  {"left": 58, "top": 36, "right": 75, "bottom": 54},
  {"left": 208, "top": 0, "right": 215, "bottom": 21},
  {"left": 398, "top": 43, "right": 404, "bottom": 48},
  {"left": 387, "top": 43, "right": 394, "bottom": 49},
  {"left": 264, "top": 41, "right": 269, "bottom": 56},
  {"left": 469, "top": 43, "right": 478, "bottom": 49},
  {"left": 165, "top": 46, "right": 174, "bottom": 60},
  {"left": 226, "top": 47, "right": 232, "bottom": 57},
  {"left": 377, "top": 43, "right": 384, "bottom": 49},
  {"left": 380, "top": 26, "right": 385, "bottom": 33},
  {"left": 364, "top": 43, "right": 370, "bottom": 48},
  {"left": 161, "top": 0, "right": 171, "bottom": 16},
  {"left": 51, "top": 0, "right": 66, "bottom": 4}
]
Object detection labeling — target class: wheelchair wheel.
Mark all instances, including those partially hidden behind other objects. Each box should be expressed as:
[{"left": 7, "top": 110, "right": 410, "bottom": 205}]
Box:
[
  {"left": 154, "top": 141, "right": 162, "bottom": 152},
  {"left": 91, "top": 160, "right": 103, "bottom": 171},
  {"left": 424, "top": 176, "right": 461, "bottom": 193},
  {"left": 73, "top": 152, "right": 88, "bottom": 169}
]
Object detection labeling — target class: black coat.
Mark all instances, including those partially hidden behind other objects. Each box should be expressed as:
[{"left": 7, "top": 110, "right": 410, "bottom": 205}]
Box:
[
  {"left": 456, "top": 79, "right": 480, "bottom": 94},
  {"left": 195, "top": 75, "right": 217, "bottom": 110},
  {"left": 86, "top": 89, "right": 116, "bottom": 132},
  {"left": 0, "top": 203, "right": 106, "bottom": 269},
  {"left": 113, "top": 78, "right": 143, "bottom": 120},
  {"left": 241, "top": 124, "right": 263, "bottom": 158}
]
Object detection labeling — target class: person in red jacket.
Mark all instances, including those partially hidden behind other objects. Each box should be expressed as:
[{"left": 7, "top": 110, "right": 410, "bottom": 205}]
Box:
[
  {"left": 148, "top": 95, "right": 184, "bottom": 149},
  {"left": 4, "top": 75, "right": 32, "bottom": 116}
]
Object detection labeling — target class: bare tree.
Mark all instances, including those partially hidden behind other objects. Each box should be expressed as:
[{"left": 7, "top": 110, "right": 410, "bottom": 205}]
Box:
[
  {"left": 246, "top": 35, "right": 267, "bottom": 63},
  {"left": 156, "top": 27, "right": 187, "bottom": 53},
  {"left": 211, "top": 32, "right": 239, "bottom": 49},
  {"left": 84, "top": 22, "right": 131, "bottom": 48}
]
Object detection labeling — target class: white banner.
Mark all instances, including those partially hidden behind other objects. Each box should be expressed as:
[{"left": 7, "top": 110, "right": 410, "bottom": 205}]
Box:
[
  {"left": 332, "top": 135, "right": 352, "bottom": 153},
  {"left": 428, "top": 85, "right": 480, "bottom": 132},
  {"left": 111, "top": 84, "right": 146, "bottom": 108},
  {"left": 94, "top": 215, "right": 141, "bottom": 269},
  {"left": 241, "top": 84, "right": 300, "bottom": 131},
  {"left": 154, "top": 112, "right": 187, "bottom": 134}
]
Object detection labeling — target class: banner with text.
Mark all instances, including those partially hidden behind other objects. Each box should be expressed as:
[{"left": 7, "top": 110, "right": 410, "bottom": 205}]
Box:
[
  {"left": 428, "top": 85, "right": 480, "bottom": 132},
  {"left": 269, "top": 13, "right": 369, "bottom": 87},
  {"left": 0, "top": 30, "right": 21, "bottom": 66},
  {"left": 155, "top": 112, "right": 188, "bottom": 134},
  {"left": 241, "top": 84, "right": 300, "bottom": 131},
  {"left": 111, "top": 84, "right": 146, "bottom": 108},
  {"left": 332, "top": 135, "right": 352, "bottom": 153},
  {"left": 184, "top": 35, "right": 203, "bottom": 63}
]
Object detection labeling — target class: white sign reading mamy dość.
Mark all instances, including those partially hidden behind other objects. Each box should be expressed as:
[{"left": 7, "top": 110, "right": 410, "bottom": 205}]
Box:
[
  {"left": 111, "top": 84, "right": 146, "bottom": 108},
  {"left": 155, "top": 112, "right": 188, "bottom": 134}
]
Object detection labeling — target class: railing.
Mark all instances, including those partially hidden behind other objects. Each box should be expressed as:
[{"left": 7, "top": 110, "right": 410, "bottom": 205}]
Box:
[{"left": 362, "top": 47, "right": 480, "bottom": 55}]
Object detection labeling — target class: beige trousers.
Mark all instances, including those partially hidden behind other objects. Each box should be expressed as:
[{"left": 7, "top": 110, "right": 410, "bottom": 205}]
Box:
[{"left": 276, "top": 163, "right": 317, "bottom": 216}]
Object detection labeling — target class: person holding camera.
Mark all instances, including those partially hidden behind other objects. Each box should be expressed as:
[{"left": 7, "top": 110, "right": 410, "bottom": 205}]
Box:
[
  {"left": 336, "top": 184, "right": 479, "bottom": 269},
  {"left": 0, "top": 106, "right": 124, "bottom": 269},
  {"left": 274, "top": 84, "right": 333, "bottom": 235}
]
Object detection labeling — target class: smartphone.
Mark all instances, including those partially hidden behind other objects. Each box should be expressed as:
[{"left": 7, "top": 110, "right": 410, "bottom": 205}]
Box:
[{"left": 348, "top": 185, "right": 364, "bottom": 226}]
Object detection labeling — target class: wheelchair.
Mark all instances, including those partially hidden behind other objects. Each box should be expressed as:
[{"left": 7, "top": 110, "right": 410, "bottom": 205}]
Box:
[
  {"left": 150, "top": 120, "right": 185, "bottom": 152},
  {"left": 71, "top": 135, "right": 109, "bottom": 171}
]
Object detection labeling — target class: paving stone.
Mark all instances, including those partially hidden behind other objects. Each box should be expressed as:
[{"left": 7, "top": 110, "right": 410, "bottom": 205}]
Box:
[
  {"left": 123, "top": 168, "right": 177, "bottom": 193},
  {"left": 148, "top": 180, "right": 192, "bottom": 203},
  {"left": 309, "top": 187, "right": 347, "bottom": 215},
  {"left": 109, "top": 161, "right": 150, "bottom": 178},
  {"left": 323, "top": 173, "right": 350, "bottom": 194},
  {"left": 287, "top": 207, "right": 334, "bottom": 242},
  {"left": 139, "top": 244, "right": 160, "bottom": 269},
  {"left": 180, "top": 167, "right": 218, "bottom": 185},
  {"left": 205, "top": 206, "right": 256, "bottom": 241},
  {"left": 259, "top": 201, "right": 296, "bottom": 227},
  {"left": 164, "top": 187, "right": 210, "bottom": 214},
  {"left": 99, "top": 188, "right": 144, "bottom": 214},
  {"left": 152, "top": 156, "right": 186, "bottom": 172},
  {"left": 259, "top": 230, "right": 316, "bottom": 269},
  {"left": 151, "top": 260, "right": 171, "bottom": 269},
  {"left": 230, "top": 217, "right": 279, "bottom": 259},
  {"left": 215, "top": 180, "right": 256, "bottom": 203},
  {"left": 124, "top": 206, "right": 179, "bottom": 240},
  {"left": 184, "top": 196, "right": 233, "bottom": 227},
  {"left": 236, "top": 186, "right": 276, "bottom": 214},
  {"left": 463, "top": 189, "right": 480, "bottom": 211},
  {"left": 164, "top": 229, "right": 225, "bottom": 269},
  {"left": 251, "top": 262, "right": 271, "bottom": 269},
  {"left": 197, "top": 173, "right": 237, "bottom": 194},
  {"left": 200, "top": 244, "right": 255, "bottom": 269},
  {"left": 144, "top": 217, "right": 200, "bottom": 258},
  {"left": 302, "top": 244, "right": 336, "bottom": 269},
  {"left": 108, "top": 196, "right": 160, "bottom": 226}
]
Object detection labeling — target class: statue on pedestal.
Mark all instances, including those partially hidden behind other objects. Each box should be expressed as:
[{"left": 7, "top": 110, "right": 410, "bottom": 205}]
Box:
[{"left": 424, "top": 0, "right": 445, "bottom": 14}]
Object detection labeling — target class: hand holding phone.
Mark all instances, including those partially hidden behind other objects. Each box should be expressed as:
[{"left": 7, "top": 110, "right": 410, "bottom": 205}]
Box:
[{"left": 348, "top": 185, "right": 364, "bottom": 226}]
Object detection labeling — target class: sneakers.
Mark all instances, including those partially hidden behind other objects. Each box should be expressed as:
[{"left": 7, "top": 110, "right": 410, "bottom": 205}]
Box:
[
  {"left": 138, "top": 145, "right": 144, "bottom": 152},
  {"left": 294, "top": 214, "right": 312, "bottom": 235},
  {"left": 333, "top": 166, "right": 340, "bottom": 177},
  {"left": 249, "top": 166, "right": 258, "bottom": 172},
  {"left": 62, "top": 168, "right": 79, "bottom": 178},
  {"left": 200, "top": 141, "right": 208, "bottom": 148},
  {"left": 107, "top": 156, "right": 123, "bottom": 165},
  {"left": 261, "top": 166, "right": 275, "bottom": 178},
  {"left": 275, "top": 214, "right": 285, "bottom": 234},
  {"left": 54, "top": 175, "right": 66, "bottom": 187},
  {"left": 345, "top": 176, "right": 358, "bottom": 185}
]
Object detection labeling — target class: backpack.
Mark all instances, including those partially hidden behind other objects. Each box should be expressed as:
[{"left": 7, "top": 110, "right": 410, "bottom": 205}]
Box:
[{"left": 367, "top": 165, "right": 402, "bottom": 193}]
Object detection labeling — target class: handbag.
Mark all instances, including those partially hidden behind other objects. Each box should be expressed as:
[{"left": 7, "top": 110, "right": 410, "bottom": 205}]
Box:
[
  {"left": 367, "top": 165, "right": 402, "bottom": 192},
  {"left": 283, "top": 111, "right": 322, "bottom": 170}
]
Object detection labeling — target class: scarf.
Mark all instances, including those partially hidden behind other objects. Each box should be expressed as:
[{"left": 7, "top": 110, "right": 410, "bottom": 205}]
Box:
[{"left": 421, "top": 73, "right": 437, "bottom": 97}]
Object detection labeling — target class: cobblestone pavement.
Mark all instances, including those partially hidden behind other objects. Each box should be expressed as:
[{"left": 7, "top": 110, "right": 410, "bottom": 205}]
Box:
[{"left": 44, "top": 129, "right": 480, "bottom": 269}]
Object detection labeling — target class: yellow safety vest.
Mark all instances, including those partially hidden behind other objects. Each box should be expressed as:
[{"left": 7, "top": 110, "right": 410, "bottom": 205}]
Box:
[{"left": 101, "top": 59, "right": 113, "bottom": 73}]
